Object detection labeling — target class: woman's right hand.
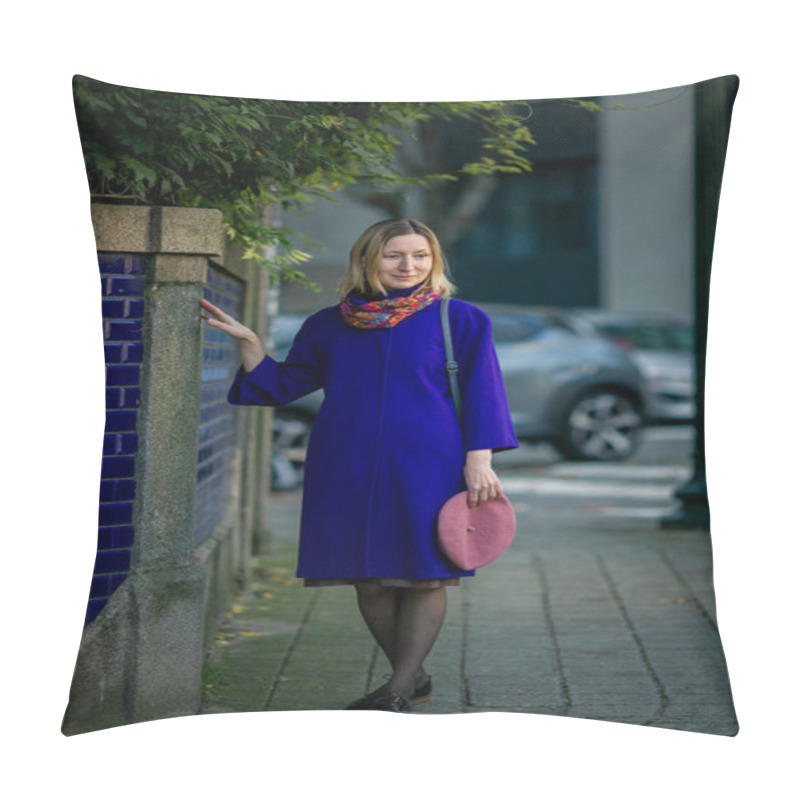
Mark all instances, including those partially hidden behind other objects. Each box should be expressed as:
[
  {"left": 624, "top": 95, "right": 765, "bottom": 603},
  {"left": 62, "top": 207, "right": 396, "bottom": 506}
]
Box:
[
  {"left": 200, "top": 298, "right": 265, "bottom": 372},
  {"left": 200, "top": 298, "right": 255, "bottom": 340}
]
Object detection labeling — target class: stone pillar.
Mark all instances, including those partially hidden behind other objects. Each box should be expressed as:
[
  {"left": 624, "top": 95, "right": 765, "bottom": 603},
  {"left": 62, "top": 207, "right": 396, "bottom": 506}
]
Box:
[
  {"left": 131, "top": 233, "right": 214, "bottom": 721},
  {"left": 239, "top": 257, "right": 272, "bottom": 559},
  {"left": 63, "top": 205, "right": 229, "bottom": 733}
]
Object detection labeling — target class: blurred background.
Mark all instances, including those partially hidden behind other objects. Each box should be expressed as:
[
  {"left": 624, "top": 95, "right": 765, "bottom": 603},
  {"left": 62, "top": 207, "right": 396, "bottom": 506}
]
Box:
[{"left": 270, "top": 85, "right": 700, "bottom": 498}]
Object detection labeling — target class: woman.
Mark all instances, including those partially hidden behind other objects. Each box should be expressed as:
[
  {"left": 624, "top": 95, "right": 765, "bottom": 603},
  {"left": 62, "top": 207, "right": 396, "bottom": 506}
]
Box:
[{"left": 201, "top": 218, "right": 518, "bottom": 712}]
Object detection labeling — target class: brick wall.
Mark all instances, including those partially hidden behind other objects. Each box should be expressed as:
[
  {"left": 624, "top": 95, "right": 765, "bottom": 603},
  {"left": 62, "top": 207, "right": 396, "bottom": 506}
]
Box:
[
  {"left": 194, "top": 266, "right": 245, "bottom": 545},
  {"left": 89, "top": 254, "right": 145, "bottom": 625},
  {"left": 88, "top": 256, "right": 247, "bottom": 623},
  {"left": 65, "top": 205, "right": 266, "bottom": 733}
]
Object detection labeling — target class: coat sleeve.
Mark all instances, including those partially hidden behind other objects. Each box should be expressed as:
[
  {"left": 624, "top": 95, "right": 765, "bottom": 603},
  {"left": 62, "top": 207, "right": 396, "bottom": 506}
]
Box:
[
  {"left": 451, "top": 301, "right": 519, "bottom": 453},
  {"left": 227, "top": 315, "right": 324, "bottom": 407}
]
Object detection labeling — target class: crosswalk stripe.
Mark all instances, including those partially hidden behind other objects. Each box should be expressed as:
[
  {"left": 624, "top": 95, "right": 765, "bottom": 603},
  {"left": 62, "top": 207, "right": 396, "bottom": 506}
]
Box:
[
  {"left": 501, "top": 476, "right": 679, "bottom": 500},
  {"left": 546, "top": 464, "right": 690, "bottom": 482}
]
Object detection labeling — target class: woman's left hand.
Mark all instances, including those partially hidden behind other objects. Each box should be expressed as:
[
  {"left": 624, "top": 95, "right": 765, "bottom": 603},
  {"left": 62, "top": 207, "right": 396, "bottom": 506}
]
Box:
[{"left": 464, "top": 449, "right": 503, "bottom": 508}]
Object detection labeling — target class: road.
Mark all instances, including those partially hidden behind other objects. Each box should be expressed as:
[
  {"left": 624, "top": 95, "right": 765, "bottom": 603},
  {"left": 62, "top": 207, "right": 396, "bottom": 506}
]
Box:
[{"left": 493, "top": 424, "right": 696, "bottom": 522}]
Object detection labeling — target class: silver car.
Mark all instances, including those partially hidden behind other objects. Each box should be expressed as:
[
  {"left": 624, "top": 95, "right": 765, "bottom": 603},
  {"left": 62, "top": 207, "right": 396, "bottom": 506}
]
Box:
[
  {"left": 480, "top": 304, "right": 646, "bottom": 461},
  {"left": 269, "top": 305, "right": 648, "bottom": 489},
  {"left": 551, "top": 308, "right": 695, "bottom": 423}
]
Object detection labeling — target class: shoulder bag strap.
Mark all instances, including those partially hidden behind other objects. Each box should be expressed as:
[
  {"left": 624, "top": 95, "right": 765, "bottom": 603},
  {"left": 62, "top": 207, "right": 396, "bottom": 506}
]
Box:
[{"left": 440, "top": 297, "right": 462, "bottom": 419}]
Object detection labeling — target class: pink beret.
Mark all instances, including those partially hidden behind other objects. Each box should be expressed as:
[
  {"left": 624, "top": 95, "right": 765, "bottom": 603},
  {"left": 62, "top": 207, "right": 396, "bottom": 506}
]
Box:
[{"left": 437, "top": 492, "right": 516, "bottom": 570}]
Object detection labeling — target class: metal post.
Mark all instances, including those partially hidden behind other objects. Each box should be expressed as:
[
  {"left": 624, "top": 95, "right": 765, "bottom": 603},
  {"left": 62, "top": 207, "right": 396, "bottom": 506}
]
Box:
[{"left": 661, "top": 76, "right": 739, "bottom": 531}]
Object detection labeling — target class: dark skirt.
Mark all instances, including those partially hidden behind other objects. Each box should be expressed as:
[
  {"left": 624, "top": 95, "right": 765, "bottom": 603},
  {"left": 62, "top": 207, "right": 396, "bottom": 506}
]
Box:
[{"left": 303, "top": 577, "right": 460, "bottom": 588}]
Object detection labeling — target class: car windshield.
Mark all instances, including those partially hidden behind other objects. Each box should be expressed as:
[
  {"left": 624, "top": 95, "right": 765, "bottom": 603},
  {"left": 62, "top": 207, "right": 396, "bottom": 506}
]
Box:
[
  {"left": 490, "top": 312, "right": 574, "bottom": 343},
  {"left": 595, "top": 322, "right": 693, "bottom": 350}
]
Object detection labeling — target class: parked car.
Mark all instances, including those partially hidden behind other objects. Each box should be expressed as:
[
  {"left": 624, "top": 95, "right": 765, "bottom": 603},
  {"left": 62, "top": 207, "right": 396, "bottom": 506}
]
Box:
[
  {"left": 268, "top": 305, "right": 649, "bottom": 489},
  {"left": 551, "top": 309, "right": 695, "bottom": 423},
  {"left": 480, "top": 304, "right": 647, "bottom": 461}
]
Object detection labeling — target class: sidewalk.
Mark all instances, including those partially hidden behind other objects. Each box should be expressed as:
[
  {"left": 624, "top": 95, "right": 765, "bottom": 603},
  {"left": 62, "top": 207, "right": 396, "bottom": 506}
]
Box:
[{"left": 199, "top": 475, "right": 738, "bottom": 735}]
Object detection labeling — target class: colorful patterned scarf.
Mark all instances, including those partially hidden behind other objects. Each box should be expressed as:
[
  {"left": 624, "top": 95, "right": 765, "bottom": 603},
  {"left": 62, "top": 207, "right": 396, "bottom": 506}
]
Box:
[{"left": 340, "top": 287, "right": 440, "bottom": 329}]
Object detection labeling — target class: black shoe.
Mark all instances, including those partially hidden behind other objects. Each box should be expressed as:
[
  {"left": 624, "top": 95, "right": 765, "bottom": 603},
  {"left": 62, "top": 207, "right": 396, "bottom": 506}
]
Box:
[
  {"left": 367, "top": 686, "right": 413, "bottom": 713},
  {"left": 381, "top": 673, "right": 433, "bottom": 705}
]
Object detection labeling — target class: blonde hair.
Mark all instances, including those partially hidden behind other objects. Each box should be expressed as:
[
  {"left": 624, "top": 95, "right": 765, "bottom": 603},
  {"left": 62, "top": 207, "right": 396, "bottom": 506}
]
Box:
[{"left": 337, "top": 218, "right": 456, "bottom": 299}]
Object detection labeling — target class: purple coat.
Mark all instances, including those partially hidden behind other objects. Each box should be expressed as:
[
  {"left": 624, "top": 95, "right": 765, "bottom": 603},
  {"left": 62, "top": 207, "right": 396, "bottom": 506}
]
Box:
[{"left": 228, "top": 291, "right": 518, "bottom": 580}]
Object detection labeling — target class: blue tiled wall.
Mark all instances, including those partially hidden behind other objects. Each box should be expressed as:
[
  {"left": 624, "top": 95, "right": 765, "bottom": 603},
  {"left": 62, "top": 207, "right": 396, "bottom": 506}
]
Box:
[
  {"left": 89, "top": 255, "right": 145, "bottom": 625},
  {"left": 88, "top": 256, "right": 245, "bottom": 624},
  {"left": 194, "top": 266, "right": 245, "bottom": 545}
]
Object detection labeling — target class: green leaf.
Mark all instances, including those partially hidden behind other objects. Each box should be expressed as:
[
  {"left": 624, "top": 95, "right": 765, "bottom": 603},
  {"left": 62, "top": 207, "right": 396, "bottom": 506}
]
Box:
[{"left": 73, "top": 76, "right": 604, "bottom": 289}]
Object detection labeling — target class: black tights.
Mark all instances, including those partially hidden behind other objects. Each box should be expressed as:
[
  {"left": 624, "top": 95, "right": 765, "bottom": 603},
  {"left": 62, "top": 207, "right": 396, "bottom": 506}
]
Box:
[{"left": 354, "top": 583, "right": 447, "bottom": 700}]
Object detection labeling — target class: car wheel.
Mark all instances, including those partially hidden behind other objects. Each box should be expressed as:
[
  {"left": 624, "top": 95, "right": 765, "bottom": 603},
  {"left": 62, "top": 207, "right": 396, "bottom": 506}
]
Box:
[
  {"left": 271, "top": 410, "right": 313, "bottom": 491},
  {"left": 553, "top": 390, "right": 643, "bottom": 461}
]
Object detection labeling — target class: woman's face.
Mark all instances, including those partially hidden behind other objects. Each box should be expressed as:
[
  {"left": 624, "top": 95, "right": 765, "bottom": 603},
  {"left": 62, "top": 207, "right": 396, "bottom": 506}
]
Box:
[{"left": 374, "top": 233, "right": 433, "bottom": 291}]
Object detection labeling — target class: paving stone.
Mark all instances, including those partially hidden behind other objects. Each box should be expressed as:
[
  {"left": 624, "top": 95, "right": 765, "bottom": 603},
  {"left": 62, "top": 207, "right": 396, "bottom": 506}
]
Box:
[{"left": 200, "top": 489, "right": 738, "bottom": 734}]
